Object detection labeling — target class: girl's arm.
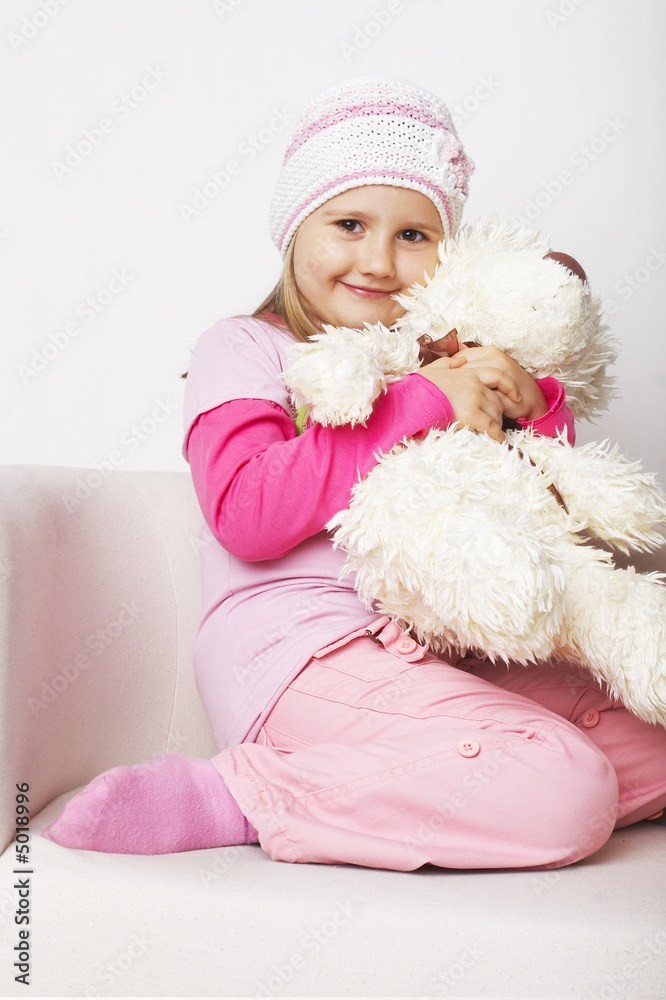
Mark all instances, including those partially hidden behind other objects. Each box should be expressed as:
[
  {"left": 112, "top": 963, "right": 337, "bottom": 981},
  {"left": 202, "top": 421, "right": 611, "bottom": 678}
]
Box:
[
  {"left": 187, "top": 371, "right": 574, "bottom": 563},
  {"left": 186, "top": 373, "right": 454, "bottom": 561}
]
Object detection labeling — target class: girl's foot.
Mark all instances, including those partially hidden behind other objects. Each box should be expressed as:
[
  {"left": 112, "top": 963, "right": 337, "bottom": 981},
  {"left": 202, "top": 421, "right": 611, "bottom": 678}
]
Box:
[{"left": 41, "top": 754, "right": 258, "bottom": 854}]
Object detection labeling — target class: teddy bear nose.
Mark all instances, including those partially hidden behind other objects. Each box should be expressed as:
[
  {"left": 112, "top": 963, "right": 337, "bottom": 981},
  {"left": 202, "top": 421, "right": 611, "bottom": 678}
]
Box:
[{"left": 543, "top": 250, "right": 587, "bottom": 283}]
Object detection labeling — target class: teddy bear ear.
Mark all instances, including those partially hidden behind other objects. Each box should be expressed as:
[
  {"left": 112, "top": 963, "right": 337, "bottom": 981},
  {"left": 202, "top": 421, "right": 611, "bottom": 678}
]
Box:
[{"left": 543, "top": 251, "right": 587, "bottom": 284}]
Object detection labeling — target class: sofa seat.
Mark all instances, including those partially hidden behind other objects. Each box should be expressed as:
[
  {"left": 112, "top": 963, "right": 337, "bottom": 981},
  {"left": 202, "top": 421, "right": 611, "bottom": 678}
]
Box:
[{"left": 1, "top": 465, "right": 664, "bottom": 998}]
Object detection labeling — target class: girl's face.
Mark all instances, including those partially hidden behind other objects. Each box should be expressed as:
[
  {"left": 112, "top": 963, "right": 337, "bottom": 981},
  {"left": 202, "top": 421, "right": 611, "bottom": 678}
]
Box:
[{"left": 292, "top": 185, "right": 444, "bottom": 330}]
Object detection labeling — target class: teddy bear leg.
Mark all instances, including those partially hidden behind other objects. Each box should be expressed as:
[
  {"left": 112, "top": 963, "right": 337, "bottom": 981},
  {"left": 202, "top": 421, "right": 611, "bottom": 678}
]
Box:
[
  {"left": 513, "top": 432, "right": 666, "bottom": 556},
  {"left": 558, "top": 552, "right": 666, "bottom": 728}
]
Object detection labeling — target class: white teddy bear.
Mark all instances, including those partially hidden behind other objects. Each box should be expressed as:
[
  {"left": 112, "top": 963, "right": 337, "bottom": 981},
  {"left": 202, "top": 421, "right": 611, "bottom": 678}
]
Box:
[{"left": 282, "top": 221, "right": 666, "bottom": 728}]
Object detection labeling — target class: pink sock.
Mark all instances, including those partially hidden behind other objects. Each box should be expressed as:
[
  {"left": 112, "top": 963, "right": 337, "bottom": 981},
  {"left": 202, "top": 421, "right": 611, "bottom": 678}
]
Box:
[{"left": 41, "top": 754, "right": 259, "bottom": 854}]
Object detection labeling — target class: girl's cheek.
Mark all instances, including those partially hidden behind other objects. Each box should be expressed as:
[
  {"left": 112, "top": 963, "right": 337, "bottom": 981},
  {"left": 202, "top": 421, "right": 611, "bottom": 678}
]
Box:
[
  {"left": 319, "top": 241, "right": 349, "bottom": 274},
  {"left": 408, "top": 252, "right": 439, "bottom": 287},
  {"left": 296, "top": 237, "right": 344, "bottom": 280}
]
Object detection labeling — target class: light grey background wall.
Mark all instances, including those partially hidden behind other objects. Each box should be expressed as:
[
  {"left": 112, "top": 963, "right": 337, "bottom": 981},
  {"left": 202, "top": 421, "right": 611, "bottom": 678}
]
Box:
[{"left": 2, "top": 0, "right": 665, "bottom": 565}]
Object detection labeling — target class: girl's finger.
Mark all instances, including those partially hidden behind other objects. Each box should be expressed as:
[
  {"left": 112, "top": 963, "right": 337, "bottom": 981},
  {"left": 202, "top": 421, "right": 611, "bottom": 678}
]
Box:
[
  {"left": 482, "top": 417, "right": 506, "bottom": 445},
  {"left": 474, "top": 366, "right": 521, "bottom": 403},
  {"left": 425, "top": 354, "right": 467, "bottom": 371},
  {"left": 493, "top": 389, "right": 515, "bottom": 412},
  {"left": 468, "top": 392, "right": 505, "bottom": 443}
]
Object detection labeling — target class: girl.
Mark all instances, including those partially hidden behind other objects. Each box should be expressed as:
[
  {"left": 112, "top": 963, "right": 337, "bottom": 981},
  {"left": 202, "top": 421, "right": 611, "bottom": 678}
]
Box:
[{"left": 44, "top": 76, "right": 666, "bottom": 868}]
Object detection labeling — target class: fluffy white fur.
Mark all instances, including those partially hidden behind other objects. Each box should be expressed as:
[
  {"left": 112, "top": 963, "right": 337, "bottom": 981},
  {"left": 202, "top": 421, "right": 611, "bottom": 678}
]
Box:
[
  {"left": 285, "top": 322, "right": 420, "bottom": 426},
  {"left": 394, "top": 221, "right": 619, "bottom": 420},
  {"left": 281, "top": 220, "right": 666, "bottom": 727}
]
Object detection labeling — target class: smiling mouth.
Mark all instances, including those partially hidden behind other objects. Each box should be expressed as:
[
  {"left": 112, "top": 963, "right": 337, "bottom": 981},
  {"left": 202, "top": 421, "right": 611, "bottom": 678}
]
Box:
[{"left": 340, "top": 282, "right": 398, "bottom": 298}]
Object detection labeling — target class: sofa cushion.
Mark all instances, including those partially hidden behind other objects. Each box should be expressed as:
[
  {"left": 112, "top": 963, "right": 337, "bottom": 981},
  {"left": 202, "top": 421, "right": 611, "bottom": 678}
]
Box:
[{"left": 1, "top": 794, "right": 664, "bottom": 998}]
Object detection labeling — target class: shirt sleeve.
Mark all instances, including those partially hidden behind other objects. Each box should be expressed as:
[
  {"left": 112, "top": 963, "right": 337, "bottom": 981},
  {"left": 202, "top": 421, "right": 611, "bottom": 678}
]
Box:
[
  {"left": 515, "top": 376, "right": 576, "bottom": 445},
  {"left": 185, "top": 373, "right": 454, "bottom": 562},
  {"left": 181, "top": 315, "right": 295, "bottom": 461}
]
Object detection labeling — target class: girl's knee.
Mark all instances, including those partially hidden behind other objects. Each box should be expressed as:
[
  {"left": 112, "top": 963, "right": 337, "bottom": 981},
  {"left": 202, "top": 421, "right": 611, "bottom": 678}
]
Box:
[{"left": 533, "top": 726, "right": 619, "bottom": 867}]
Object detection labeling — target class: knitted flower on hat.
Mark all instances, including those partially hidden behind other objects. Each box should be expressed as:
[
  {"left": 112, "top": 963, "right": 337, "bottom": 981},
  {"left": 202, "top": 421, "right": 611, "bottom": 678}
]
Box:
[{"left": 269, "top": 75, "right": 475, "bottom": 255}]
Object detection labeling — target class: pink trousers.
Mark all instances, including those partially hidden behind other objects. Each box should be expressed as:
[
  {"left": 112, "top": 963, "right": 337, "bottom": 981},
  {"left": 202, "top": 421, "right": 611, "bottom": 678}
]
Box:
[{"left": 211, "top": 624, "right": 666, "bottom": 871}]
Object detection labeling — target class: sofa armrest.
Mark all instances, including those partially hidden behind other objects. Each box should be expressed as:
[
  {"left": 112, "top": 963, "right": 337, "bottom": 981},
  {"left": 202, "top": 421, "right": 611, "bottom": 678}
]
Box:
[{"left": 0, "top": 465, "right": 216, "bottom": 851}]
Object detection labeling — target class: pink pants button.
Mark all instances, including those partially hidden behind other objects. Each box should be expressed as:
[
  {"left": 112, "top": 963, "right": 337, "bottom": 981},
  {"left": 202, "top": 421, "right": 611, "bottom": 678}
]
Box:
[
  {"left": 457, "top": 739, "right": 480, "bottom": 758},
  {"left": 396, "top": 637, "right": 417, "bottom": 654},
  {"left": 374, "top": 621, "right": 427, "bottom": 661},
  {"left": 581, "top": 709, "right": 600, "bottom": 728}
]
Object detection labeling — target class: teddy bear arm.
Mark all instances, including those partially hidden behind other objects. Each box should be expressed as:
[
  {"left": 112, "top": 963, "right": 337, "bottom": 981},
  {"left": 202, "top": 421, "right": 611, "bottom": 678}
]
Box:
[{"left": 282, "top": 323, "right": 420, "bottom": 427}]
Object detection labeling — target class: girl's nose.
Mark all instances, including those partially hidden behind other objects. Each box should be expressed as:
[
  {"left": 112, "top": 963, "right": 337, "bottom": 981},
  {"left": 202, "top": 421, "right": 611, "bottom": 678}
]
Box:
[{"left": 356, "top": 236, "right": 395, "bottom": 277}]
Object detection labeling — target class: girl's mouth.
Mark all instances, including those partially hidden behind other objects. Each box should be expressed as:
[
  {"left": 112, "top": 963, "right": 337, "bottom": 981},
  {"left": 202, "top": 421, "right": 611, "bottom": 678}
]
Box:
[{"left": 339, "top": 281, "right": 397, "bottom": 299}]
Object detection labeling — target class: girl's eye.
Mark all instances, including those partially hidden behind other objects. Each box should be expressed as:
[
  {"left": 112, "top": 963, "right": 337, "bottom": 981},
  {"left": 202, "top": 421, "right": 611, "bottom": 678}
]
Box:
[
  {"left": 336, "top": 219, "right": 363, "bottom": 233},
  {"left": 399, "top": 229, "right": 427, "bottom": 243},
  {"left": 334, "top": 221, "right": 428, "bottom": 242}
]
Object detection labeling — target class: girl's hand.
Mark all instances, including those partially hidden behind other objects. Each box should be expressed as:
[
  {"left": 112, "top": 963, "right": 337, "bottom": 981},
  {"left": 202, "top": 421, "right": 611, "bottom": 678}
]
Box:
[
  {"left": 454, "top": 346, "right": 548, "bottom": 423},
  {"left": 417, "top": 354, "right": 521, "bottom": 444}
]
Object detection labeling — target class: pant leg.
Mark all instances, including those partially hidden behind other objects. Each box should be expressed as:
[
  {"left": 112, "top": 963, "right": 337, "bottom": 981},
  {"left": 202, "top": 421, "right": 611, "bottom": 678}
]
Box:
[
  {"left": 461, "top": 656, "right": 666, "bottom": 827},
  {"left": 211, "top": 635, "right": 619, "bottom": 871}
]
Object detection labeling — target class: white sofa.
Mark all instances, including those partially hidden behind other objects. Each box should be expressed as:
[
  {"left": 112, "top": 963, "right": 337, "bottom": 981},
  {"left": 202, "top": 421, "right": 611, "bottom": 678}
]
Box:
[{"left": 1, "top": 463, "right": 664, "bottom": 999}]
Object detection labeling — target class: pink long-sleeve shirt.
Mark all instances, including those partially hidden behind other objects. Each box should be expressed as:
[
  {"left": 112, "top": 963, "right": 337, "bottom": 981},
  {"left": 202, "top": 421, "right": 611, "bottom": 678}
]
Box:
[{"left": 182, "top": 314, "right": 575, "bottom": 749}]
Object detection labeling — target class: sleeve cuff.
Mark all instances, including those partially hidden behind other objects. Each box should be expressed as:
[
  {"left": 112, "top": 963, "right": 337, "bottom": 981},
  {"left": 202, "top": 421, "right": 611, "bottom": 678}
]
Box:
[
  {"left": 516, "top": 376, "right": 575, "bottom": 443},
  {"left": 403, "top": 372, "right": 456, "bottom": 433}
]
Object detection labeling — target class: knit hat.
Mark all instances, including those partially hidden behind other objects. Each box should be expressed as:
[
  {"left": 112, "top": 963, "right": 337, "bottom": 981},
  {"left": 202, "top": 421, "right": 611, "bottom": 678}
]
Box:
[{"left": 269, "top": 75, "right": 475, "bottom": 256}]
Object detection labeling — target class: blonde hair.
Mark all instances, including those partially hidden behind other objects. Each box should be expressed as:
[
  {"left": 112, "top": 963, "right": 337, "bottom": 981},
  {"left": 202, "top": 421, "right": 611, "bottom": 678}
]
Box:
[
  {"left": 180, "top": 230, "right": 319, "bottom": 376},
  {"left": 250, "top": 233, "right": 321, "bottom": 343}
]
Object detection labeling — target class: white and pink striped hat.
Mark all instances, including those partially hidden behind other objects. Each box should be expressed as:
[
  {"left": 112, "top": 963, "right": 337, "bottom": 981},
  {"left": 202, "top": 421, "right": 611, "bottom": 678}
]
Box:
[{"left": 269, "top": 75, "right": 475, "bottom": 256}]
